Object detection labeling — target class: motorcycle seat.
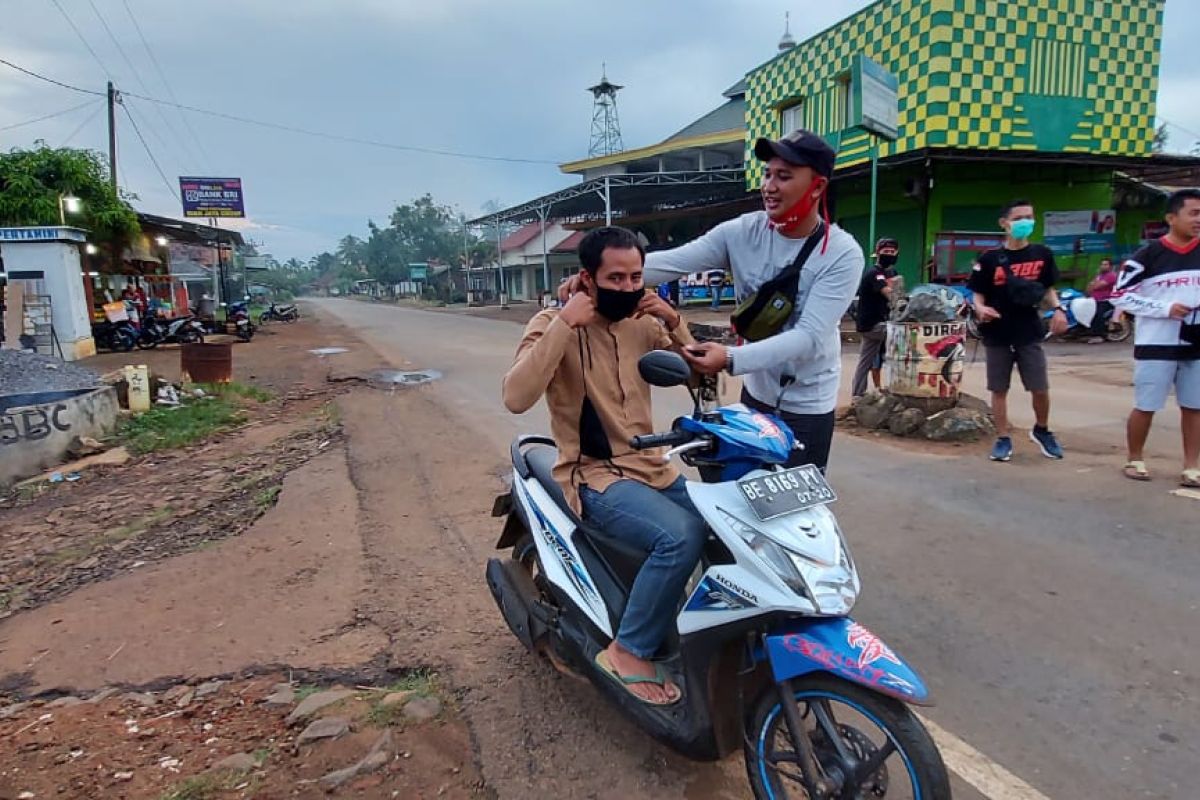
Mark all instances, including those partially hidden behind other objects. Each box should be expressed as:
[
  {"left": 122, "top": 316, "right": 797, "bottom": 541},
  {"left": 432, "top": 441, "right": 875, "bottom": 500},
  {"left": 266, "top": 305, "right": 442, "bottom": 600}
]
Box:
[{"left": 522, "top": 443, "right": 649, "bottom": 585}]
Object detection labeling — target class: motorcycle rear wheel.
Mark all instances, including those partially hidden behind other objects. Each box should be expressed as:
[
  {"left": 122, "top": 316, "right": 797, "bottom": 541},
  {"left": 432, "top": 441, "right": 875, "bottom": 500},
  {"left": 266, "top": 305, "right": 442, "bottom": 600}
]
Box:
[{"left": 745, "top": 675, "right": 950, "bottom": 800}]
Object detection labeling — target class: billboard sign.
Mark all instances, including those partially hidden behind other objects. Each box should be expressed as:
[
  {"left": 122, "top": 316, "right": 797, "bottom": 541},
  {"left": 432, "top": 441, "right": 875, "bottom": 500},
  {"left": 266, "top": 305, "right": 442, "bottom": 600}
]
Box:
[
  {"left": 1042, "top": 209, "right": 1116, "bottom": 255},
  {"left": 179, "top": 177, "right": 245, "bottom": 218},
  {"left": 851, "top": 55, "right": 899, "bottom": 141}
]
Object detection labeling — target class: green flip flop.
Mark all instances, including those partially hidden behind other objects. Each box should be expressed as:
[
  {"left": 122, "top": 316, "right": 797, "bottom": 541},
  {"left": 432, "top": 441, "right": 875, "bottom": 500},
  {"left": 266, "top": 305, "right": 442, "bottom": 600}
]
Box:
[{"left": 594, "top": 650, "right": 681, "bottom": 706}]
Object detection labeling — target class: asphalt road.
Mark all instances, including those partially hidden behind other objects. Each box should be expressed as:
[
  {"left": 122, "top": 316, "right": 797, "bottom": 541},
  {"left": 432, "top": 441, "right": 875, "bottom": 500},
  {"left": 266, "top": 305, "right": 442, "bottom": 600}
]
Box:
[{"left": 312, "top": 298, "right": 1198, "bottom": 800}]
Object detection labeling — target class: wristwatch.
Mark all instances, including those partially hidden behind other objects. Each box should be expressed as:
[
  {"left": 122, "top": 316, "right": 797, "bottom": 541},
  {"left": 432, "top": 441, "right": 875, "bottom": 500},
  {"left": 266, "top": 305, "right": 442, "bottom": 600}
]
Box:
[{"left": 724, "top": 348, "right": 735, "bottom": 374}]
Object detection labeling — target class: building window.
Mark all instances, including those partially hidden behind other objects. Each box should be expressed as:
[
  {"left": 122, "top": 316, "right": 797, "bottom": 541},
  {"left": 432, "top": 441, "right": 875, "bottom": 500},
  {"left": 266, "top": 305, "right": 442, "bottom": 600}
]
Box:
[
  {"left": 509, "top": 268, "right": 523, "bottom": 297},
  {"left": 780, "top": 102, "right": 804, "bottom": 135},
  {"left": 836, "top": 74, "right": 853, "bottom": 130}
]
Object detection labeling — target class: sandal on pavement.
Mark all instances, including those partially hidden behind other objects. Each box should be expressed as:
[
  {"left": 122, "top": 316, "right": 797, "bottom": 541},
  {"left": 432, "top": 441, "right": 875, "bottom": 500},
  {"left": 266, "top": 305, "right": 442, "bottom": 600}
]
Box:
[
  {"left": 1123, "top": 461, "right": 1152, "bottom": 481},
  {"left": 1181, "top": 468, "right": 1200, "bottom": 488},
  {"left": 594, "top": 650, "right": 681, "bottom": 706}
]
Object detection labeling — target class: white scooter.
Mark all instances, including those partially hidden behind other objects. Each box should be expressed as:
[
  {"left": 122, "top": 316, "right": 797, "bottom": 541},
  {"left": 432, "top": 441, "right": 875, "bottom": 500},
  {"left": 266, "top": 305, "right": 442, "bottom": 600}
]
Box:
[{"left": 487, "top": 351, "right": 949, "bottom": 799}]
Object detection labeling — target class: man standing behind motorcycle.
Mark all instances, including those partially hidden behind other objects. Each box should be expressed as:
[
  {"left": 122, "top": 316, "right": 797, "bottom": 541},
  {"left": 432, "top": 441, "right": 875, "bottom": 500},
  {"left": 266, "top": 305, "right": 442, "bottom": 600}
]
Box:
[
  {"left": 645, "top": 130, "right": 862, "bottom": 470},
  {"left": 559, "top": 131, "right": 863, "bottom": 469},
  {"left": 502, "top": 226, "right": 706, "bottom": 706}
]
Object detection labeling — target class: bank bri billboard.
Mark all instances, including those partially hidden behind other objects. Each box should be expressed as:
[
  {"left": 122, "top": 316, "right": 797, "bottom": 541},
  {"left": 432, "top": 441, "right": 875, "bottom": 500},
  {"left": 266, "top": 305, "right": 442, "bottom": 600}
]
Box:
[{"left": 179, "top": 177, "right": 245, "bottom": 218}]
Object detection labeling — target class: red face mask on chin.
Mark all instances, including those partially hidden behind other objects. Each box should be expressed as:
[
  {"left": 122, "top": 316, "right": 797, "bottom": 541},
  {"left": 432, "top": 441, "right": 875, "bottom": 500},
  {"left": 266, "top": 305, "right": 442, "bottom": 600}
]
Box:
[{"left": 769, "top": 176, "right": 828, "bottom": 236}]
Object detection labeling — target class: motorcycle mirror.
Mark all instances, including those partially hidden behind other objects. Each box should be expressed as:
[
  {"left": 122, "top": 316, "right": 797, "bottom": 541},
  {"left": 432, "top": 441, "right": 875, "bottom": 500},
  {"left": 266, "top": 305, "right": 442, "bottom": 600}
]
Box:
[{"left": 638, "top": 350, "right": 691, "bottom": 388}]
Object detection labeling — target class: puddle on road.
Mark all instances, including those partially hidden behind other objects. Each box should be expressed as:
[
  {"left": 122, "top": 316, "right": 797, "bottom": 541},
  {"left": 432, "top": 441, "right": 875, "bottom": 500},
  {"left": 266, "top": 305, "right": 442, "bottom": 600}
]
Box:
[
  {"left": 367, "top": 368, "right": 442, "bottom": 388},
  {"left": 309, "top": 347, "right": 349, "bottom": 356}
]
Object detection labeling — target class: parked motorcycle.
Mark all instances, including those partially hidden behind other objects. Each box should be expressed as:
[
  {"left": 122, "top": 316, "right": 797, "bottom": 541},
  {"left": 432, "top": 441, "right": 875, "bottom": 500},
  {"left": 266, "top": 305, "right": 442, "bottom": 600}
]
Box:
[
  {"left": 139, "top": 311, "right": 205, "bottom": 346},
  {"left": 488, "top": 352, "right": 950, "bottom": 800},
  {"left": 226, "top": 300, "right": 256, "bottom": 342},
  {"left": 1043, "top": 287, "right": 1132, "bottom": 343},
  {"left": 259, "top": 301, "right": 299, "bottom": 324},
  {"left": 92, "top": 319, "right": 138, "bottom": 352}
]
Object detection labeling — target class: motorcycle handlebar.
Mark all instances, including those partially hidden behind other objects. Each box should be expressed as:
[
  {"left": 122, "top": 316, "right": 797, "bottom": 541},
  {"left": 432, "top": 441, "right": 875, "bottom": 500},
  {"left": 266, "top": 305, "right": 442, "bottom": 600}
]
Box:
[{"left": 629, "top": 429, "right": 693, "bottom": 450}]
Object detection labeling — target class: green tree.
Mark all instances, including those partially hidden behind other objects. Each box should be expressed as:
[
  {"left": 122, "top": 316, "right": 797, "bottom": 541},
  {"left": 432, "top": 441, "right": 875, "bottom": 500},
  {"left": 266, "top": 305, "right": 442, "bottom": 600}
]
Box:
[{"left": 0, "top": 143, "right": 139, "bottom": 254}]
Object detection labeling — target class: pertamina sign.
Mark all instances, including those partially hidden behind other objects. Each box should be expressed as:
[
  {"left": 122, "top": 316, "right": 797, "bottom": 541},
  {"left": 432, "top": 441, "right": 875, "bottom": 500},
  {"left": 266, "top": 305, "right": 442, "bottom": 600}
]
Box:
[{"left": 179, "top": 177, "right": 245, "bottom": 218}]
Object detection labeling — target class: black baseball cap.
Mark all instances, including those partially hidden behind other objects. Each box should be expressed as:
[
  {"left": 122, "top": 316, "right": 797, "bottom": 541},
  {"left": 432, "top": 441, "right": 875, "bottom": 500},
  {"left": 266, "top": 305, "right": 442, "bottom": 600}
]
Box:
[
  {"left": 754, "top": 129, "right": 837, "bottom": 178},
  {"left": 874, "top": 237, "right": 899, "bottom": 254}
]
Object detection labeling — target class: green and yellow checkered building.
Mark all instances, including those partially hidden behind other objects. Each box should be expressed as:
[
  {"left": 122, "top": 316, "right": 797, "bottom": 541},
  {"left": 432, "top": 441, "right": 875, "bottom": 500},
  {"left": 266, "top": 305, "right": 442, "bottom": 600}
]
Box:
[{"left": 745, "top": 0, "right": 1169, "bottom": 284}]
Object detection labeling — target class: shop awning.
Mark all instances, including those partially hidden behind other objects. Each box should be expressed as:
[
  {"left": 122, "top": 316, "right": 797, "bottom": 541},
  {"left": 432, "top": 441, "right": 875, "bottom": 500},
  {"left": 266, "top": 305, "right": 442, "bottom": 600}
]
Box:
[{"left": 467, "top": 169, "right": 752, "bottom": 227}]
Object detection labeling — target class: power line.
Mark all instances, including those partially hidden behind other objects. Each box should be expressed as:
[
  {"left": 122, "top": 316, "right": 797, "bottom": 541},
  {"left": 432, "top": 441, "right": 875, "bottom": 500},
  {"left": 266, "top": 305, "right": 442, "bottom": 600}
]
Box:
[
  {"left": 0, "top": 100, "right": 98, "bottom": 132},
  {"left": 86, "top": 0, "right": 201, "bottom": 173},
  {"left": 0, "top": 57, "right": 104, "bottom": 96},
  {"left": 49, "top": 0, "right": 114, "bottom": 80},
  {"left": 61, "top": 104, "right": 104, "bottom": 147},
  {"left": 121, "top": 102, "right": 177, "bottom": 198},
  {"left": 121, "top": 0, "right": 216, "bottom": 172},
  {"left": 121, "top": 89, "right": 564, "bottom": 165},
  {"left": 0, "top": 56, "right": 564, "bottom": 165}
]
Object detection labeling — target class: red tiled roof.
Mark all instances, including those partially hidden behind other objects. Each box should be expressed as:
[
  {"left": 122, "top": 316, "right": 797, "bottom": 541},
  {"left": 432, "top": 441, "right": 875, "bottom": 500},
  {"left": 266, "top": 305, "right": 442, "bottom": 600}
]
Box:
[
  {"left": 500, "top": 222, "right": 542, "bottom": 251},
  {"left": 551, "top": 230, "right": 586, "bottom": 253}
]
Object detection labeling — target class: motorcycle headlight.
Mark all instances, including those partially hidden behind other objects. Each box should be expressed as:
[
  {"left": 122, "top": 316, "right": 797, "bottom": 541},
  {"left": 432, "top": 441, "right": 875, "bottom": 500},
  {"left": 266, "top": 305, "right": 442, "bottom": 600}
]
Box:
[{"left": 718, "top": 509, "right": 812, "bottom": 601}]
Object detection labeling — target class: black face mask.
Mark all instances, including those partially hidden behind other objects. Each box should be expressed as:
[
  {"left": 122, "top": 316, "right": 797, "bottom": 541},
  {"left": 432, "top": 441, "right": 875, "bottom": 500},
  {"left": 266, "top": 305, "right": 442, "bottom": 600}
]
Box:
[
  {"left": 594, "top": 286, "right": 644, "bottom": 322},
  {"left": 877, "top": 253, "right": 898, "bottom": 268}
]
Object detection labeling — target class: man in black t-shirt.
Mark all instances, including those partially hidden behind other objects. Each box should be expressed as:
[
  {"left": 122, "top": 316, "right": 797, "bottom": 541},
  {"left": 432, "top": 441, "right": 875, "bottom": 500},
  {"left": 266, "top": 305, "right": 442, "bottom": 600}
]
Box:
[
  {"left": 852, "top": 237, "right": 899, "bottom": 397},
  {"left": 967, "top": 199, "right": 1069, "bottom": 462}
]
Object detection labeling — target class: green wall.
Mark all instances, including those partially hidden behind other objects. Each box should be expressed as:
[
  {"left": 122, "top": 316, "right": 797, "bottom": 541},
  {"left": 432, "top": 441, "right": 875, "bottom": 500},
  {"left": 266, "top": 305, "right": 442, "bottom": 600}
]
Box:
[{"left": 828, "top": 160, "right": 1168, "bottom": 290}]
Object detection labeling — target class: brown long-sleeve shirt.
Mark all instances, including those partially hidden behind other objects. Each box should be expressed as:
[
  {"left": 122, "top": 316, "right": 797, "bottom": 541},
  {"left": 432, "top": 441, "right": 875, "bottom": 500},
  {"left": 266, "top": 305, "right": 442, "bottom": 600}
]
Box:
[{"left": 502, "top": 309, "right": 694, "bottom": 515}]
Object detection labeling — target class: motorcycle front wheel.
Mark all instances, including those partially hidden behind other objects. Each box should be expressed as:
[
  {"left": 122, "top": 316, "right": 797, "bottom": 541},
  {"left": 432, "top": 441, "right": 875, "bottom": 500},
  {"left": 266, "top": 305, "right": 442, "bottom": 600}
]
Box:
[{"left": 745, "top": 675, "right": 950, "bottom": 800}]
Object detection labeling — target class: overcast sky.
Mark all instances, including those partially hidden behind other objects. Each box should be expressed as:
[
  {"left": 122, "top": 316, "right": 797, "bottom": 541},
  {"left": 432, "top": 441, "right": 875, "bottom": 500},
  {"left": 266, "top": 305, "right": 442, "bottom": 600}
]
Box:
[{"left": 3, "top": 0, "right": 1198, "bottom": 260}]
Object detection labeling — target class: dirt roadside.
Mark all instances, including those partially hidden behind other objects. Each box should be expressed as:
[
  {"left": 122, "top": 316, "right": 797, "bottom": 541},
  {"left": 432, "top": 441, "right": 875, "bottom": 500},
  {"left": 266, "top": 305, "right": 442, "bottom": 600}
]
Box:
[{"left": 0, "top": 316, "right": 488, "bottom": 799}]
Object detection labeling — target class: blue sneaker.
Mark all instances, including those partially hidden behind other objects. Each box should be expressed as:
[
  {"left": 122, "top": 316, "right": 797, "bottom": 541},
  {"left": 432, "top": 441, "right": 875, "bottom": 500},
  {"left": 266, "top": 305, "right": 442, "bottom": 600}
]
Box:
[
  {"left": 989, "top": 436, "right": 1013, "bottom": 462},
  {"left": 1030, "top": 426, "right": 1064, "bottom": 459}
]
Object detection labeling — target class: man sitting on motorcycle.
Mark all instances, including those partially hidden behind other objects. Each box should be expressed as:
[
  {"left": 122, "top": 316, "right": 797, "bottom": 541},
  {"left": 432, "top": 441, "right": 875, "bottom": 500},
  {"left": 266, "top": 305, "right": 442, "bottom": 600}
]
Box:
[{"left": 502, "top": 226, "right": 706, "bottom": 706}]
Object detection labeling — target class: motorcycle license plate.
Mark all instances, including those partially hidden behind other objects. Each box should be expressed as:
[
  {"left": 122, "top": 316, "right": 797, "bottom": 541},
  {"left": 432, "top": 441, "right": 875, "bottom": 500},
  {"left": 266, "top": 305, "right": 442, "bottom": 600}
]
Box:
[{"left": 737, "top": 465, "right": 836, "bottom": 521}]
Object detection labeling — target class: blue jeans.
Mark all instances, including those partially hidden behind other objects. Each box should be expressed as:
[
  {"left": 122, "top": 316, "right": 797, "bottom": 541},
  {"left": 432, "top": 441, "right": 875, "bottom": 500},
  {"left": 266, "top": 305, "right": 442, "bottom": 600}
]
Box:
[{"left": 579, "top": 476, "right": 707, "bottom": 659}]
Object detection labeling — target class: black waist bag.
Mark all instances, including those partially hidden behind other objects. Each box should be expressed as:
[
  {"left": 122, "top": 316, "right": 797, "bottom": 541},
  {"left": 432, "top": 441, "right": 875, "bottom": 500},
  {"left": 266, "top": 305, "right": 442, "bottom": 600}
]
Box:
[
  {"left": 730, "top": 225, "right": 823, "bottom": 342},
  {"left": 999, "top": 255, "right": 1046, "bottom": 308}
]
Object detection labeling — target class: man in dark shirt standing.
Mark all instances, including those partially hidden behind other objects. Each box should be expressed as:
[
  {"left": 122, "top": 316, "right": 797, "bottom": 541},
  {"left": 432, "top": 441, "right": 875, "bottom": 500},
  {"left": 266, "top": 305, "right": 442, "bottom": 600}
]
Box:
[
  {"left": 852, "top": 237, "right": 899, "bottom": 397},
  {"left": 968, "top": 199, "right": 1069, "bottom": 462}
]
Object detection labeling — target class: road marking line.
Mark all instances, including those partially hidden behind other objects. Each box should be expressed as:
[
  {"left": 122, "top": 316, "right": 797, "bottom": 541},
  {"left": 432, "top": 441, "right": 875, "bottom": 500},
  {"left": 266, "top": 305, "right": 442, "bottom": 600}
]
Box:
[{"left": 916, "top": 712, "right": 1052, "bottom": 800}]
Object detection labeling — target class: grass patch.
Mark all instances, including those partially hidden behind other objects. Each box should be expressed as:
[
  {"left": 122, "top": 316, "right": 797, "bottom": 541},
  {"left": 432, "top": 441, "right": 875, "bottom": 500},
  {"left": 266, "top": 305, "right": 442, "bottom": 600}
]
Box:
[
  {"left": 254, "top": 485, "right": 281, "bottom": 511},
  {"left": 364, "top": 671, "right": 440, "bottom": 728},
  {"left": 385, "top": 669, "right": 438, "bottom": 697},
  {"left": 317, "top": 401, "right": 341, "bottom": 425},
  {"left": 121, "top": 397, "right": 245, "bottom": 454},
  {"left": 198, "top": 381, "right": 273, "bottom": 403},
  {"left": 366, "top": 701, "right": 405, "bottom": 727},
  {"left": 293, "top": 684, "right": 322, "bottom": 702},
  {"left": 252, "top": 747, "right": 271, "bottom": 765},
  {"left": 159, "top": 775, "right": 221, "bottom": 800}
]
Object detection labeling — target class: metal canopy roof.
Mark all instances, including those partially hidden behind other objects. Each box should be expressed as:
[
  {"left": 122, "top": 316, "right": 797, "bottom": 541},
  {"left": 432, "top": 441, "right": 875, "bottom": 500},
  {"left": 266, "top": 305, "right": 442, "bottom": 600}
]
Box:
[
  {"left": 137, "top": 212, "right": 246, "bottom": 247},
  {"left": 467, "top": 169, "right": 751, "bottom": 227},
  {"left": 831, "top": 147, "right": 1200, "bottom": 185}
]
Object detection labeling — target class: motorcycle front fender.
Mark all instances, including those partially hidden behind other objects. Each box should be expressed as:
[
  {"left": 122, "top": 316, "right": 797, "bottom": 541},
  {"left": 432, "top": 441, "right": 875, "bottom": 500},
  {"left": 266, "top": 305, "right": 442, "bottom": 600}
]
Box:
[{"left": 763, "top": 617, "right": 931, "bottom": 705}]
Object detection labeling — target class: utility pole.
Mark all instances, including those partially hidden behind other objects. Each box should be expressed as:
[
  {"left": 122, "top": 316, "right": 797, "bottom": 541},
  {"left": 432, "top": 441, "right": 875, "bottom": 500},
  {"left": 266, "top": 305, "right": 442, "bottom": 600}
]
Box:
[{"left": 107, "top": 81, "right": 118, "bottom": 190}]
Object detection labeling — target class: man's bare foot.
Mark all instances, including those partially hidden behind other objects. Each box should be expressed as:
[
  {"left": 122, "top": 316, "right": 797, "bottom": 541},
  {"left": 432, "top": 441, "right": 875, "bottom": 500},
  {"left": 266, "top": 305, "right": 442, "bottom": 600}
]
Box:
[{"left": 604, "top": 642, "right": 680, "bottom": 705}]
